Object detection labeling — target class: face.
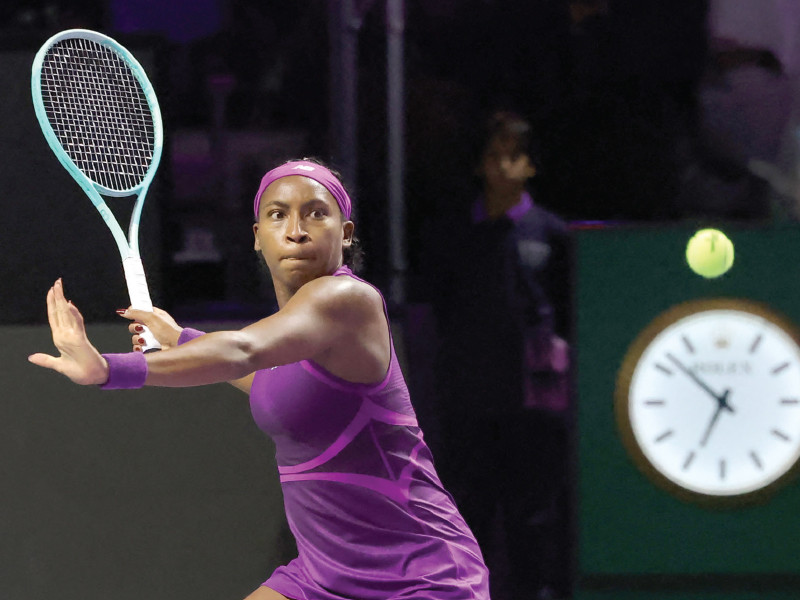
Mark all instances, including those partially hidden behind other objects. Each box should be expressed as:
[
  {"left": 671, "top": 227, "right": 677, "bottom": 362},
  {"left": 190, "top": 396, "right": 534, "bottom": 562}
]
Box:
[
  {"left": 479, "top": 133, "right": 536, "bottom": 195},
  {"left": 253, "top": 175, "right": 354, "bottom": 297}
]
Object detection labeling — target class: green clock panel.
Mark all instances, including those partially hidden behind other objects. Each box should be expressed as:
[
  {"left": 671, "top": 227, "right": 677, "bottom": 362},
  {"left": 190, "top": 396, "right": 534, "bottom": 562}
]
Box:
[{"left": 575, "top": 224, "right": 800, "bottom": 580}]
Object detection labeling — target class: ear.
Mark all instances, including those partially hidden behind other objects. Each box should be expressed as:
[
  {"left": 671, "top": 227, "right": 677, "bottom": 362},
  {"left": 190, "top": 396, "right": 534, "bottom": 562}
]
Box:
[
  {"left": 342, "top": 221, "right": 355, "bottom": 247},
  {"left": 253, "top": 223, "right": 261, "bottom": 251}
]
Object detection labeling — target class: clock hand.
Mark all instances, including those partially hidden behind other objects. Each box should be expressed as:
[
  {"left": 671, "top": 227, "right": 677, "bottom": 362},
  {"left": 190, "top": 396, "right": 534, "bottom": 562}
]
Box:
[
  {"left": 699, "top": 389, "right": 734, "bottom": 447},
  {"left": 666, "top": 353, "right": 729, "bottom": 404}
]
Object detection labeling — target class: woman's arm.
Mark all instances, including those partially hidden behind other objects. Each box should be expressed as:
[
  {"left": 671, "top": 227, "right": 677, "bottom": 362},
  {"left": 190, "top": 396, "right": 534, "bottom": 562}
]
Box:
[
  {"left": 140, "top": 274, "right": 370, "bottom": 387},
  {"left": 123, "top": 316, "right": 254, "bottom": 395},
  {"left": 29, "top": 275, "right": 376, "bottom": 388}
]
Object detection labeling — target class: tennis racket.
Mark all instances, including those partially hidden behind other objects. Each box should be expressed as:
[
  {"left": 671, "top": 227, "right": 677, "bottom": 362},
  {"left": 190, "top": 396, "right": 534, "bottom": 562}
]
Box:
[{"left": 31, "top": 29, "right": 162, "bottom": 351}]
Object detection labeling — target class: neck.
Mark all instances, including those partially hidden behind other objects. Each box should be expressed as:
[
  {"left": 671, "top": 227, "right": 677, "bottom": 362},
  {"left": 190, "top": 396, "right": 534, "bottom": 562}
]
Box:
[
  {"left": 273, "top": 281, "right": 297, "bottom": 309},
  {"left": 272, "top": 261, "right": 347, "bottom": 309},
  {"left": 484, "top": 188, "right": 523, "bottom": 219}
]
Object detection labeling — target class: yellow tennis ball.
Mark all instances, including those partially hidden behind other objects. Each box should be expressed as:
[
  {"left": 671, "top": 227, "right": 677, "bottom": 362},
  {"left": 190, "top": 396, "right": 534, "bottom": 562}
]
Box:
[{"left": 686, "top": 228, "right": 734, "bottom": 278}]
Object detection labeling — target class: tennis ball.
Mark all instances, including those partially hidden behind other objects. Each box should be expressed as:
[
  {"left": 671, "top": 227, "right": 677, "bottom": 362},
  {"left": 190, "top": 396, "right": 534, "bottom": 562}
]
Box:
[{"left": 685, "top": 228, "right": 734, "bottom": 278}]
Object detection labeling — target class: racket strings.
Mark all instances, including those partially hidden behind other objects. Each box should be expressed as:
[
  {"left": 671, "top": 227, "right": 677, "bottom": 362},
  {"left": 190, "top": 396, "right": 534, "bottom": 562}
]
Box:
[{"left": 40, "top": 37, "right": 156, "bottom": 192}]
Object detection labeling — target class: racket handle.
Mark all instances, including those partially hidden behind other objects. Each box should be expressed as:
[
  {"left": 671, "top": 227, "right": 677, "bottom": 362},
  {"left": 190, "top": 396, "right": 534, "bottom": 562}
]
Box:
[{"left": 123, "top": 257, "right": 162, "bottom": 352}]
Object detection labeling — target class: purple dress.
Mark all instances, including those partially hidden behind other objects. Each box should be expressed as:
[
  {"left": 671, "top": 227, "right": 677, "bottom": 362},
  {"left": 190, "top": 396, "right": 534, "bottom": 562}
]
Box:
[{"left": 250, "top": 266, "right": 490, "bottom": 599}]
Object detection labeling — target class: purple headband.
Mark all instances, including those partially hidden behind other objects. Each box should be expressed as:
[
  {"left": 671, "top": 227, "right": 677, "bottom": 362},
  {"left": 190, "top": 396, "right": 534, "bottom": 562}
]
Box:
[{"left": 253, "top": 160, "right": 352, "bottom": 220}]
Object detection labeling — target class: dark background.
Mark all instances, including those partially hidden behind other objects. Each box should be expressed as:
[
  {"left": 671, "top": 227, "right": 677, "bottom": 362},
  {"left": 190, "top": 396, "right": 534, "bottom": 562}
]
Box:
[{"left": 0, "top": 0, "right": 723, "bottom": 322}]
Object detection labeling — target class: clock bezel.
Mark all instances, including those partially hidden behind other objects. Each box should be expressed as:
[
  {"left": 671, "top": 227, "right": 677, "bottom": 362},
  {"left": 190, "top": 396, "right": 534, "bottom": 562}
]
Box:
[{"left": 615, "top": 297, "right": 800, "bottom": 508}]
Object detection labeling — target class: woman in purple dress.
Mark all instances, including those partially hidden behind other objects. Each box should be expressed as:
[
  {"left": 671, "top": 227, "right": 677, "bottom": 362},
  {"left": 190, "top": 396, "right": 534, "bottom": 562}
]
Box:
[{"left": 29, "top": 159, "right": 491, "bottom": 600}]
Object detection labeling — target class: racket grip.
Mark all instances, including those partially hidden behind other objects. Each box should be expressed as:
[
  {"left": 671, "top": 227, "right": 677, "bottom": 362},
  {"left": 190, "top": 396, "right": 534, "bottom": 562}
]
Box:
[{"left": 123, "top": 256, "right": 161, "bottom": 352}]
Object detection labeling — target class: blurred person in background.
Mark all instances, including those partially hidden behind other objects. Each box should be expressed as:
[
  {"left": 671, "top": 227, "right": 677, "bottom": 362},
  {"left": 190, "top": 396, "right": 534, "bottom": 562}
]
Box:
[{"left": 430, "top": 111, "right": 571, "bottom": 600}]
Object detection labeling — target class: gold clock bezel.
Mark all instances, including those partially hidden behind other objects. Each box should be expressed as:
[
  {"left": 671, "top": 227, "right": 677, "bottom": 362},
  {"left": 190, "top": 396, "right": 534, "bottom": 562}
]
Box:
[{"left": 615, "top": 297, "right": 800, "bottom": 509}]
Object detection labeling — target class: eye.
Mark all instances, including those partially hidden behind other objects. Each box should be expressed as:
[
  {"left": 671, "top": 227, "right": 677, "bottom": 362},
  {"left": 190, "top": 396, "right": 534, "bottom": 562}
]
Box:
[
  {"left": 267, "top": 209, "right": 285, "bottom": 220},
  {"left": 309, "top": 208, "right": 327, "bottom": 219}
]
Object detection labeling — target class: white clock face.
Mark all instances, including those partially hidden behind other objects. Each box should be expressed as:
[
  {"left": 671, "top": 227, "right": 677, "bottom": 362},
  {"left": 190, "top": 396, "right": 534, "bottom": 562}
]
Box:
[{"left": 625, "top": 305, "right": 800, "bottom": 498}]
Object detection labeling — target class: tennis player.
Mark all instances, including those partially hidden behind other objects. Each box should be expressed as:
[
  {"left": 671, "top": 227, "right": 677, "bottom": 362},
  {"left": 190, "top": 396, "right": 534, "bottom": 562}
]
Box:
[{"left": 29, "top": 159, "right": 491, "bottom": 600}]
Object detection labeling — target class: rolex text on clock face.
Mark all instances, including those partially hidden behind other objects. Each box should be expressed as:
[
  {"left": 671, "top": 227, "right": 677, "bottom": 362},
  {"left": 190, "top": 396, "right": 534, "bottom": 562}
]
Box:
[{"left": 627, "top": 307, "right": 800, "bottom": 497}]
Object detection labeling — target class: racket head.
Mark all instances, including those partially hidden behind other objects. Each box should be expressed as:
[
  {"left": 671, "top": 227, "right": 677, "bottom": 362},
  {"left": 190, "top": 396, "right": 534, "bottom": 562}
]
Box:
[{"left": 31, "top": 29, "right": 164, "bottom": 198}]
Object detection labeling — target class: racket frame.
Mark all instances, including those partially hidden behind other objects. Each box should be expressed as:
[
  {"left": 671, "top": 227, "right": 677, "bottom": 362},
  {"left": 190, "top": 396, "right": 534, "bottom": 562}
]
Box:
[{"left": 31, "top": 28, "right": 164, "bottom": 349}]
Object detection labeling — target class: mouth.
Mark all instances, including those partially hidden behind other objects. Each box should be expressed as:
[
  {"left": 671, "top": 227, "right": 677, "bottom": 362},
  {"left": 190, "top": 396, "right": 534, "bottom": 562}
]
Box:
[{"left": 281, "top": 254, "right": 314, "bottom": 262}]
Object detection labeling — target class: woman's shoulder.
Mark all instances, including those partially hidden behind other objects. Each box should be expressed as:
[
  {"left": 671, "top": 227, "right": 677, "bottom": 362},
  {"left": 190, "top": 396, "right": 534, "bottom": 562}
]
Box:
[{"left": 299, "top": 272, "right": 384, "bottom": 320}]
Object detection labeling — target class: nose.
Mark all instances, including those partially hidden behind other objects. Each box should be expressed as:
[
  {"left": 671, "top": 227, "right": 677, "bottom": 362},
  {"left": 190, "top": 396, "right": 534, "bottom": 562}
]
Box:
[{"left": 286, "top": 214, "right": 309, "bottom": 243}]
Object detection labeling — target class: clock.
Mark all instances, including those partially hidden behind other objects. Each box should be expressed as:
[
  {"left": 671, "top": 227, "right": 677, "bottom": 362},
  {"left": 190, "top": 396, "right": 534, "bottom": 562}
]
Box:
[{"left": 616, "top": 298, "right": 800, "bottom": 506}]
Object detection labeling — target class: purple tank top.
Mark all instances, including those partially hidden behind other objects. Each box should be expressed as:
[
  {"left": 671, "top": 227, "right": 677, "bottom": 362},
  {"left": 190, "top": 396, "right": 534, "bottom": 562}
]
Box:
[{"left": 249, "top": 266, "right": 490, "bottom": 599}]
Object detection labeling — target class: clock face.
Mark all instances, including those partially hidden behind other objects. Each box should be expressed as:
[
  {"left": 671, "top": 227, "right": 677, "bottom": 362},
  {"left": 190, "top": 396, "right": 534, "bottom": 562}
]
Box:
[{"left": 617, "top": 299, "right": 800, "bottom": 503}]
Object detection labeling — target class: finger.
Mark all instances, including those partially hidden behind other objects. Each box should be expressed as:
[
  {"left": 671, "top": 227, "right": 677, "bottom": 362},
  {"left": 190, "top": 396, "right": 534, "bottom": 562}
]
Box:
[
  {"left": 67, "top": 301, "right": 85, "bottom": 327},
  {"left": 56, "top": 299, "right": 79, "bottom": 333},
  {"left": 120, "top": 308, "right": 152, "bottom": 324},
  {"left": 28, "top": 353, "right": 60, "bottom": 370},
  {"left": 128, "top": 322, "right": 144, "bottom": 335},
  {"left": 131, "top": 333, "right": 146, "bottom": 348},
  {"left": 116, "top": 306, "right": 134, "bottom": 321},
  {"left": 52, "top": 279, "right": 70, "bottom": 327},
  {"left": 45, "top": 286, "right": 58, "bottom": 329},
  {"left": 54, "top": 278, "right": 67, "bottom": 303}
]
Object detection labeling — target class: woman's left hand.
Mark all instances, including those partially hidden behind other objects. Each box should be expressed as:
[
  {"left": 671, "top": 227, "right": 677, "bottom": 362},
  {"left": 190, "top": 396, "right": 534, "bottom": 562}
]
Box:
[
  {"left": 120, "top": 306, "right": 183, "bottom": 351},
  {"left": 28, "top": 279, "right": 109, "bottom": 385}
]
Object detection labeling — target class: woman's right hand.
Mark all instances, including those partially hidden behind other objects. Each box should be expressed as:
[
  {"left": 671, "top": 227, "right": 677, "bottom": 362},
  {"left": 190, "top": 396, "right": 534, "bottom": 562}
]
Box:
[{"left": 119, "top": 307, "right": 183, "bottom": 351}]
